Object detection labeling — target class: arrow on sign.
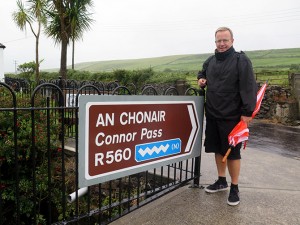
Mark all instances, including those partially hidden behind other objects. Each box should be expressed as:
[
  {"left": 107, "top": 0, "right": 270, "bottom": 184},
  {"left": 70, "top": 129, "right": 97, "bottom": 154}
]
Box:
[{"left": 186, "top": 105, "right": 198, "bottom": 152}]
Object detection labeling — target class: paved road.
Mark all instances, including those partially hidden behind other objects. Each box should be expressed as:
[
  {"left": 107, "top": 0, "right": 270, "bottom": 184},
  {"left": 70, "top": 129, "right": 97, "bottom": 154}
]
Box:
[
  {"left": 110, "top": 119, "right": 300, "bottom": 225},
  {"left": 248, "top": 120, "right": 300, "bottom": 159}
]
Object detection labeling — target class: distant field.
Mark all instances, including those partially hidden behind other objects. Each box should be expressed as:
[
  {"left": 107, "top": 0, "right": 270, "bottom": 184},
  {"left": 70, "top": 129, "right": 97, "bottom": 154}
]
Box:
[{"left": 69, "top": 48, "right": 300, "bottom": 72}]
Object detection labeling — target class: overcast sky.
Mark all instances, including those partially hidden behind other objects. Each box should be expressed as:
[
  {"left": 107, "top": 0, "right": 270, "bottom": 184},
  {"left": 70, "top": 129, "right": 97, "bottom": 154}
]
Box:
[{"left": 1, "top": 0, "right": 300, "bottom": 73}]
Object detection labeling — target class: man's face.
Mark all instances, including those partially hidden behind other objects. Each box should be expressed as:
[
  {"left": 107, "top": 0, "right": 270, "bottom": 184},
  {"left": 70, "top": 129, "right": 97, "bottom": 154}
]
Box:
[{"left": 215, "top": 30, "right": 234, "bottom": 52}]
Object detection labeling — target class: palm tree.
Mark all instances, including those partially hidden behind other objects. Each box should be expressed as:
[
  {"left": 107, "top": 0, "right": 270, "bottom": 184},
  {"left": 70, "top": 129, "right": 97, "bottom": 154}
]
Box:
[
  {"left": 45, "top": 0, "right": 69, "bottom": 81},
  {"left": 45, "top": 0, "right": 93, "bottom": 80},
  {"left": 70, "top": 0, "right": 94, "bottom": 70},
  {"left": 12, "top": 0, "right": 47, "bottom": 84}
]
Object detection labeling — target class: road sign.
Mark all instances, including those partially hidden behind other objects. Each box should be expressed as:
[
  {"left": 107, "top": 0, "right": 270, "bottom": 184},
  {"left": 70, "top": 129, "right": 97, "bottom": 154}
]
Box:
[{"left": 79, "top": 95, "right": 204, "bottom": 187}]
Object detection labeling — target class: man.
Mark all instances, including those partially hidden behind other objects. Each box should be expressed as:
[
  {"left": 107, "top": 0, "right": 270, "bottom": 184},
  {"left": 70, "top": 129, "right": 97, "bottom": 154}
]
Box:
[{"left": 197, "top": 27, "right": 257, "bottom": 206}]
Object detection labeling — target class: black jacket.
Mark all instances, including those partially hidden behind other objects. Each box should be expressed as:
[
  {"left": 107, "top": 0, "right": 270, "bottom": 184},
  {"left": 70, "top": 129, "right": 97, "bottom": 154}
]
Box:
[{"left": 197, "top": 47, "right": 257, "bottom": 120}]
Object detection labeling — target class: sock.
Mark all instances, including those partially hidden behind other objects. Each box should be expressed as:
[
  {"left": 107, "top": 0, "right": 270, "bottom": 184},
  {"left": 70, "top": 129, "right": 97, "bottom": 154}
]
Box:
[
  {"left": 231, "top": 184, "right": 239, "bottom": 190},
  {"left": 218, "top": 176, "right": 227, "bottom": 184}
]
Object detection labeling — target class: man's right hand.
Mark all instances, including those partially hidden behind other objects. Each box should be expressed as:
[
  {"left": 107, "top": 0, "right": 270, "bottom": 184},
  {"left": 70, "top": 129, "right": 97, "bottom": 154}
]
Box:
[{"left": 198, "top": 78, "right": 207, "bottom": 88}]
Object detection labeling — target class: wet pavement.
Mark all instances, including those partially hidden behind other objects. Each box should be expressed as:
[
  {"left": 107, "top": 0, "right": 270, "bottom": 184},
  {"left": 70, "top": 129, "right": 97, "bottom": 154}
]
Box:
[
  {"left": 110, "top": 119, "right": 300, "bottom": 225},
  {"left": 248, "top": 120, "right": 300, "bottom": 159}
]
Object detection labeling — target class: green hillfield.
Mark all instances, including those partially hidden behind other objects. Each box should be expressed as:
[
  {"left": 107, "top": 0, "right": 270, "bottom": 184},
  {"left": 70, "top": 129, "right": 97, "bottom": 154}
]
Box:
[{"left": 70, "top": 48, "right": 300, "bottom": 72}]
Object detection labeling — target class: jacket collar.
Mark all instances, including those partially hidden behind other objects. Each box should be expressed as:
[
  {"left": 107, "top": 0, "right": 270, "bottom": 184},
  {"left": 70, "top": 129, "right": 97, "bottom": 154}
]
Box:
[{"left": 215, "top": 46, "right": 235, "bottom": 61}]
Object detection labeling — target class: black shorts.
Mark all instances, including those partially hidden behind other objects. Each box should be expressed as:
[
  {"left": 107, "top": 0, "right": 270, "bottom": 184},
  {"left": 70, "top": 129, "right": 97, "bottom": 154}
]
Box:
[{"left": 204, "top": 118, "right": 242, "bottom": 160}]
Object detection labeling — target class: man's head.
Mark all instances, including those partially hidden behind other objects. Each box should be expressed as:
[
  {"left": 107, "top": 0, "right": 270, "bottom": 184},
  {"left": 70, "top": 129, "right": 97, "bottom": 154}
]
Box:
[{"left": 215, "top": 27, "right": 234, "bottom": 52}]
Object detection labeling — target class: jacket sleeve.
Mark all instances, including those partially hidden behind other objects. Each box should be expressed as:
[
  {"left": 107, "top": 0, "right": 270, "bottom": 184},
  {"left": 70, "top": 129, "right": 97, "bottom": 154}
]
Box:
[
  {"left": 238, "top": 53, "right": 258, "bottom": 117},
  {"left": 197, "top": 55, "right": 214, "bottom": 80}
]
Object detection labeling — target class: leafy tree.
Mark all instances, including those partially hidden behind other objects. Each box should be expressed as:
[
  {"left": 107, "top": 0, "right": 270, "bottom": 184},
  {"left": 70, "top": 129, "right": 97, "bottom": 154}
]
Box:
[
  {"left": 45, "top": 0, "right": 94, "bottom": 80},
  {"left": 12, "top": 0, "right": 47, "bottom": 84},
  {"left": 17, "top": 61, "right": 36, "bottom": 74},
  {"left": 17, "top": 61, "right": 36, "bottom": 80}
]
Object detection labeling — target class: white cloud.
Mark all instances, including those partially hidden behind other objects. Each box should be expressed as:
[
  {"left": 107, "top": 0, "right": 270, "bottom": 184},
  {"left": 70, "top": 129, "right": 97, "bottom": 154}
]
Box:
[{"left": 1, "top": 0, "right": 300, "bottom": 73}]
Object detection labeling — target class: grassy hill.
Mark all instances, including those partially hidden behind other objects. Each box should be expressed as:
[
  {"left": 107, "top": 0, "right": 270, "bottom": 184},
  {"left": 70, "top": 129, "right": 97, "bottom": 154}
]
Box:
[{"left": 71, "top": 48, "right": 300, "bottom": 72}]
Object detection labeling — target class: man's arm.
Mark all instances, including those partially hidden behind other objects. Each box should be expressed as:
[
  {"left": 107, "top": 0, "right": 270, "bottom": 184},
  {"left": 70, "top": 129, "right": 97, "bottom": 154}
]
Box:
[
  {"left": 238, "top": 54, "right": 257, "bottom": 118},
  {"left": 197, "top": 55, "right": 214, "bottom": 88}
]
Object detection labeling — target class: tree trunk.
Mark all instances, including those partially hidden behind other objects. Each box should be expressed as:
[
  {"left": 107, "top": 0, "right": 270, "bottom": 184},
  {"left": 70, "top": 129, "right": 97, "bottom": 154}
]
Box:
[
  {"left": 60, "top": 37, "right": 68, "bottom": 81},
  {"left": 54, "top": 0, "right": 69, "bottom": 81},
  {"left": 59, "top": 3, "right": 68, "bottom": 82},
  {"left": 72, "top": 37, "right": 75, "bottom": 70},
  {"left": 35, "top": 34, "right": 40, "bottom": 84}
]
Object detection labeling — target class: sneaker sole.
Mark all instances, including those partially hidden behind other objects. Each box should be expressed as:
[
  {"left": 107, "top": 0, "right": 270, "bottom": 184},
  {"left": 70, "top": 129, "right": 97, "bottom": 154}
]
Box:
[
  {"left": 205, "top": 187, "right": 228, "bottom": 193},
  {"left": 227, "top": 199, "right": 240, "bottom": 206}
]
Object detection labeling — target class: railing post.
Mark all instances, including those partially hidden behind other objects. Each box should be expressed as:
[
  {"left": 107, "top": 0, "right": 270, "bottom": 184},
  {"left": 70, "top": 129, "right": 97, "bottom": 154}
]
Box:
[
  {"left": 192, "top": 156, "right": 201, "bottom": 187},
  {"left": 190, "top": 88, "right": 205, "bottom": 188}
]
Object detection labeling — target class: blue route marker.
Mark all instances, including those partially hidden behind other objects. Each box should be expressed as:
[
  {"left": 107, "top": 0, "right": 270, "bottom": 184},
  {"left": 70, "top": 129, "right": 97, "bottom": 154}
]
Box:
[{"left": 135, "top": 139, "right": 181, "bottom": 162}]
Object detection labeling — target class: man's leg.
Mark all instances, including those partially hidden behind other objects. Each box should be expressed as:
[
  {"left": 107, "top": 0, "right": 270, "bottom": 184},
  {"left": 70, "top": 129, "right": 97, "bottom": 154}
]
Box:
[
  {"left": 227, "top": 159, "right": 240, "bottom": 184},
  {"left": 205, "top": 153, "right": 228, "bottom": 193},
  {"left": 227, "top": 159, "right": 241, "bottom": 206},
  {"left": 215, "top": 153, "right": 227, "bottom": 177}
]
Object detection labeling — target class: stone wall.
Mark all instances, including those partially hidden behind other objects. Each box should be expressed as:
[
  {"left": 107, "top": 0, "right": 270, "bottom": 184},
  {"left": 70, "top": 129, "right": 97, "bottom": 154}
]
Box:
[
  {"left": 171, "top": 80, "right": 300, "bottom": 125},
  {"left": 257, "top": 84, "right": 299, "bottom": 125},
  {"left": 290, "top": 73, "right": 300, "bottom": 119}
]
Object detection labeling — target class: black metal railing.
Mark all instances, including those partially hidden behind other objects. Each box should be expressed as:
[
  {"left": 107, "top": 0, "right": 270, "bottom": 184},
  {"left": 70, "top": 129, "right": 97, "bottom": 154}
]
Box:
[{"left": 0, "top": 79, "right": 203, "bottom": 225}]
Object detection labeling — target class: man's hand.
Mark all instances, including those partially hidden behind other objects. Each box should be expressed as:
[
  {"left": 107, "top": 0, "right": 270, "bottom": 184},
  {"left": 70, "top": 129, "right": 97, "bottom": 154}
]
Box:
[
  {"left": 241, "top": 116, "right": 253, "bottom": 126},
  {"left": 198, "top": 78, "right": 207, "bottom": 88}
]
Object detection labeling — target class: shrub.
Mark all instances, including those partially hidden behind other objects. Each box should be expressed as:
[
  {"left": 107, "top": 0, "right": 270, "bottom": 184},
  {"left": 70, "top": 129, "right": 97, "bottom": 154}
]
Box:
[{"left": 0, "top": 89, "right": 62, "bottom": 224}]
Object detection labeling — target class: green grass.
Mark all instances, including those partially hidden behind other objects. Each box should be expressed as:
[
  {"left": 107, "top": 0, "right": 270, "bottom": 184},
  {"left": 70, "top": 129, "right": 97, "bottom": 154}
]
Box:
[
  {"left": 40, "top": 48, "right": 298, "bottom": 88},
  {"left": 68, "top": 48, "right": 300, "bottom": 73}
]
